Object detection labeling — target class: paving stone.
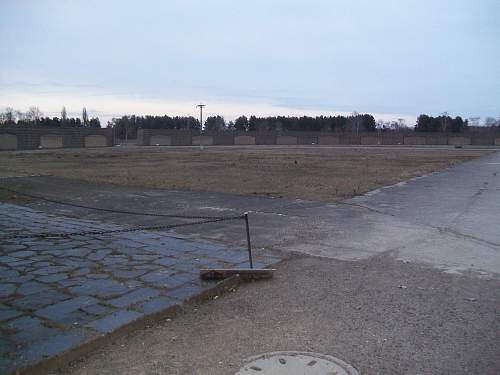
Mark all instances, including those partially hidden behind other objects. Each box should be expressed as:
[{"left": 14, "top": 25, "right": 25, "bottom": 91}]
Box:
[
  {"left": 135, "top": 264, "right": 162, "bottom": 270},
  {"left": 0, "top": 337, "right": 17, "bottom": 355},
  {"left": 32, "top": 265, "right": 72, "bottom": 276},
  {"left": 9, "top": 274, "right": 34, "bottom": 283},
  {"left": 7, "top": 258, "right": 36, "bottom": 267},
  {"left": 7, "top": 316, "right": 63, "bottom": 343},
  {"left": 2, "top": 244, "right": 26, "bottom": 252},
  {"left": 29, "top": 244, "right": 54, "bottom": 251},
  {"left": 164, "top": 284, "right": 205, "bottom": 301},
  {"left": 171, "top": 261, "right": 199, "bottom": 274},
  {"left": 88, "top": 250, "right": 111, "bottom": 261},
  {"left": 9, "top": 250, "right": 36, "bottom": 258},
  {"left": 80, "top": 303, "right": 112, "bottom": 316},
  {"left": 140, "top": 269, "right": 176, "bottom": 284},
  {"left": 0, "top": 256, "right": 20, "bottom": 264},
  {"left": 12, "top": 289, "right": 71, "bottom": 310},
  {"left": 86, "top": 273, "right": 109, "bottom": 279},
  {"left": 100, "top": 256, "right": 129, "bottom": 266},
  {"left": 54, "top": 310, "right": 97, "bottom": 327},
  {"left": 146, "top": 274, "right": 188, "bottom": 289},
  {"left": 16, "top": 281, "right": 50, "bottom": 296},
  {"left": 132, "top": 254, "right": 160, "bottom": 261},
  {"left": 30, "top": 255, "right": 53, "bottom": 261},
  {"left": 0, "top": 283, "right": 16, "bottom": 298},
  {"left": 0, "top": 304, "right": 23, "bottom": 322},
  {"left": 0, "top": 356, "right": 15, "bottom": 375},
  {"left": 71, "top": 267, "right": 91, "bottom": 277},
  {"left": 36, "top": 273, "right": 69, "bottom": 283},
  {"left": 69, "top": 279, "right": 129, "bottom": 299},
  {"left": 57, "top": 277, "right": 88, "bottom": 288},
  {"left": 36, "top": 296, "right": 98, "bottom": 321},
  {"left": 58, "top": 258, "right": 96, "bottom": 268},
  {"left": 31, "top": 261, "right": 52, "bottom": 268},
  {"left": 107, "top": 288, "right": 161, "bottom": 308},
  {"left": 87, "top": 310, "right": 143, "bottom": 333},
  {"left": 170, "top": 271, "right": 198, "bottom": 284},
  {"left": 123, "top": 279, "right": 144, "bottom": 288},
  {"left": 64, "top": 248, "right": 92, "bottom": 257},
  {"left": 154, "top": 257, "right": 178, "bottom": 267},
  {"left": 0, "top": 201, "right": 282, "bottom": 373},
  {"left": 111, "top": 269, "right": 148, "bottom": 279},
  {"left": 83, "top": 243, "right": 107, "bottom": 250},
  {"left": 136, "top": 296, "right": 179, "bottom": 314},
  {"left": 19, "top": 330, "right": 89, "bottom": 365}
]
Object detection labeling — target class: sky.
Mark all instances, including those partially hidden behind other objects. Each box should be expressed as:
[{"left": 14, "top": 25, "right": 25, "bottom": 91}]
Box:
[{"left": 1, "top": 0, "right": 499, "bottom": 126}]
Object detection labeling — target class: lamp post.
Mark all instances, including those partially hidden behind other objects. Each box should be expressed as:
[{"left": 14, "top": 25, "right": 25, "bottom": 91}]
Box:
[{"left": 196, "top": 103, "right": 205, "bottom": 150}]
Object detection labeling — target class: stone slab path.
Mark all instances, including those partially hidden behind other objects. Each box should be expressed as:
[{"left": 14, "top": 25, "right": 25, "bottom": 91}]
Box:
[{"left": 0, "top": 203, "right": 280, "bottom": 374}]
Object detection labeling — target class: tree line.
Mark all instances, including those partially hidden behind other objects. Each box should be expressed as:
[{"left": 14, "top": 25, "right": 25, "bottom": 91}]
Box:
[
  {"left": 108, "top": 115, "right": 200, "bottom": 139},
  {"left": 2, "top": 106, "right": 498, "bottom": 135},
  {"left": 109, "top": 113, "right": 377, "bottom": 138},
  {"left": 415, "top": 114, "right": 468, "bottom": 133},
  {"left": 0, "top": 106, "right": 100, "bottom": 128}
]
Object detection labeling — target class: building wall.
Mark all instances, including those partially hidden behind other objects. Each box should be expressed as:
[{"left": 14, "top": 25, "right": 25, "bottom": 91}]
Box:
[
  {"left": 297, "top": 135, "right": 318, "bottom": 145},
  {"left": 276, "top": 136, "right": 297, "bottom": 145},
  {"left": 192, "top": 135, "right": 214, "bottom": 146},
  {"left": 135, "top": 130, "right": 499, "bottom": 148},
  {"left": 0, "top": 134, "right": 18, "bottom": 150},
  {"left": 360, "top": 136, "right": 380, "bottom": 145},
  {"left": 234, "top": 135, "right": 256, "bottom": 145},
  {"left": 404, "top": 136, "right": 426, "bottom": 145},
  {"left": 319, "top": 136, "right": 340, "bottom": 145},
  {"left": 448, "top": 136, "right": 471, "bottom": 146},
  {"left": 0, "top": 128, "right": 114, "bottom": 150},
  {"left": 149, "top": 135, "right": 172, "bottom": 146}
]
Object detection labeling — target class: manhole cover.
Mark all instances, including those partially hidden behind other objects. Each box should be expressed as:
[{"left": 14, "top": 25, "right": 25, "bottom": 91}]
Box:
[{"left": 235, "top": 351, "right": 359, "bottom": 375}]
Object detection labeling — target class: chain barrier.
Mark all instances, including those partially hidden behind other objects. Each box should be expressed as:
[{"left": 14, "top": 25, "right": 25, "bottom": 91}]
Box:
[
  {"left": 0, "top": 215, "right": 244, "bottom": 240},
  {"left": 0, "top": 186, "right": 242, "bottom": 220},
  {"left": 0, "top": 186, "right": 255, "bottom": 268}
]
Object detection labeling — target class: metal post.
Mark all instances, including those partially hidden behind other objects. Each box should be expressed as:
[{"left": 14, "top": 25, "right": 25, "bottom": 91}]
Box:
[
  {"left": 196, "top": 103, "right": 205, "bottom": 150},
  {"left": 244, "top": 212, "right": 253, "bottom": 269}
]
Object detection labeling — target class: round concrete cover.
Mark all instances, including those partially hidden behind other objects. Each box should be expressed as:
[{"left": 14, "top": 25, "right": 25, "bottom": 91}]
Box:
[{"left": 235, "top": 351, "right": 359, "bottom": 375}]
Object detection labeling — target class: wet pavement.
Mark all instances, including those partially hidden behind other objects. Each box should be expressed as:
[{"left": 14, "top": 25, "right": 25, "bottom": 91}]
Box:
[{"left": 0, "top": 203, "right": 280, "bottom": 374}]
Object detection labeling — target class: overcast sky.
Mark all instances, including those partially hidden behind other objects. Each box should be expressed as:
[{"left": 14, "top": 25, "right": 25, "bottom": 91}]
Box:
[{"left": 1, "top": 0, "right": 499, "bottom": 125}]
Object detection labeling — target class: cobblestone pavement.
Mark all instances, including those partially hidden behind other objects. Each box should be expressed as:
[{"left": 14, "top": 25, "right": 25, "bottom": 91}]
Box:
[{"left": 0, "top": 202, "right": 280, "bottom": 374}]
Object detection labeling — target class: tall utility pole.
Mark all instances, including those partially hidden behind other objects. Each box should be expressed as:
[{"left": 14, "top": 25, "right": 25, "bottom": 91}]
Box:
[
  {"left": 441, "top": 111, "right": 449, "bottom": 133},
  {"left": 196, "top": 103, "right": 205, "bottom": 149}
]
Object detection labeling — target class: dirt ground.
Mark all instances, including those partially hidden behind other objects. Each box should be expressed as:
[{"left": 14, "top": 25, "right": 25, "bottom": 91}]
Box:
[{"left": 0, "top": 145, "right": 494, "bottom": 201}]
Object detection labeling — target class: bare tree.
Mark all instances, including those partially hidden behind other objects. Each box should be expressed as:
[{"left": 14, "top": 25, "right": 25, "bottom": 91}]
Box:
[
  {"left": 468, "top": 117, "right": 480, "bottom": 127},
  {"left": 16, "top": 110, "right": 25, "bottom": 122},
  {"left": 4, "top": 107, "right": 15, "bottom": 123},
  {"left": 26, "top": 106, "right": 43, "bottom": 124},
  {"left": 484, "top": 117, "right": 497, "bottom": 127}
]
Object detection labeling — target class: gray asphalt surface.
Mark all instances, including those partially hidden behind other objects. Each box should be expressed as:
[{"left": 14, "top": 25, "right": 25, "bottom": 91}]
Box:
[{"left": 2, "top": 150, "right": 499, "bottom": 374}]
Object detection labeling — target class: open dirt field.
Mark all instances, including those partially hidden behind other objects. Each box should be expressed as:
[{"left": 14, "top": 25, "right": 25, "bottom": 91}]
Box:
[{"left": 0, "top": 145, "right": 494, "bottom": 201}]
